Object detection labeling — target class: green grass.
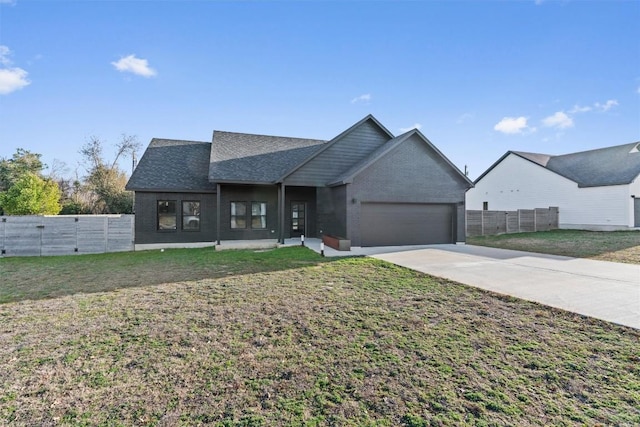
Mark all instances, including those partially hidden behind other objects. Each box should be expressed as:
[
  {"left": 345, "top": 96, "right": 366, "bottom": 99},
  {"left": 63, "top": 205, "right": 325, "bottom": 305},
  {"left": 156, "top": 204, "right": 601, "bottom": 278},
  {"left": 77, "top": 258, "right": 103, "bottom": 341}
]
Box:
[
  {"left": 468, "top": 229, "right": 640, "bottom": 264},
  {"left": 0, "top": 246, "right": 331, "bottom": 304},
  {"left": 1, "top": 251, "right": 639, "bottom": 426}
]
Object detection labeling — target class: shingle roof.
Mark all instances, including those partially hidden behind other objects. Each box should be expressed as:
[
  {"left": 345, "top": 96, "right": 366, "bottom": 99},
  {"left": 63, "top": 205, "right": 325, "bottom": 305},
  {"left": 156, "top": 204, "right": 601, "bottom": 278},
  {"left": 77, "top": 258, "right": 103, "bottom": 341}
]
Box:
[
  {"left": 208, "top": 131, "right": 326, "bottom": 184},
  {"left": 479, "top": 142, "right": 640, "bottom": 187},
  {"left": 126, "top": 139, "right": 216, "bottom": 192},
  {"left": 545, "top": 142, "right": 640, "bottom": 187}
]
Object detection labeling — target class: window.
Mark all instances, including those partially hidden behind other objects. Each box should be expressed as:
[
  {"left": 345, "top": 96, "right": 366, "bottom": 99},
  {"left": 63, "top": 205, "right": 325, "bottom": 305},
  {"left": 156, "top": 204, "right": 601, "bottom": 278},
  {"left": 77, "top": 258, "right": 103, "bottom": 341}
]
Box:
[
  {"left": 182, "top": 201, "right": 200, "bottom": 231},
  {"left": 230, "top": 202, "right": 247, "bottom": 229},
  {"left": 158, "top": 200, "right": 177, "bottom": 230},
  {"left": 483, "top": 202, "right": 489, "bottom": 211},
  {"left": 251, "top": 202, "right": 267, "bottom": 229}
]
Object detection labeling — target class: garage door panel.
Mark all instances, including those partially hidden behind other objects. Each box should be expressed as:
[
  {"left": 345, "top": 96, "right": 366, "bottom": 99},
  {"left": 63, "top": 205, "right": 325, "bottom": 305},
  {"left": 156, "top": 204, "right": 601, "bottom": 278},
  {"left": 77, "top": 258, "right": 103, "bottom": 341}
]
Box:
[{"left": 361, "top": 203, "right": 452, "bottom": 246}]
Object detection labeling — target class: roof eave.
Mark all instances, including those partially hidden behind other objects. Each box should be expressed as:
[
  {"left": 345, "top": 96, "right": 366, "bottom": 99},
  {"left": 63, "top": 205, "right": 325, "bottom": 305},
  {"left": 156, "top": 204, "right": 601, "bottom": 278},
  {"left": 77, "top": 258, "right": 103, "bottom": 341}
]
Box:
[{"left": 126, "top": 187, "right": 217, "bottom": 193}]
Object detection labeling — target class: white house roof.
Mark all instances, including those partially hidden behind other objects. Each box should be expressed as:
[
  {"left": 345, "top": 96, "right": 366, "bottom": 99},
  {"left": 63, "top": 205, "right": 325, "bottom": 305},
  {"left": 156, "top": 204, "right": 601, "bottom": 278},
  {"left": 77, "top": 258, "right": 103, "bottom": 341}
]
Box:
[{"left": 477, "top": 142, "right": 640, "bottom": 188}]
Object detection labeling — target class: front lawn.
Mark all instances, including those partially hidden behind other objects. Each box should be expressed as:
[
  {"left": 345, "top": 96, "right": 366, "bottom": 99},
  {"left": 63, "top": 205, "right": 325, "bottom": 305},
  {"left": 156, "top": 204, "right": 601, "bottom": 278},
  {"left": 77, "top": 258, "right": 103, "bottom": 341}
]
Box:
[
  {"left": 0, "top": 246, "right": 330, "bottom": 304},
  {"left": 1, "top": 253, "right": 638, "bottom": 426},
  {"left": 468, "top": 229, "right": 640, "bottom": 264}
]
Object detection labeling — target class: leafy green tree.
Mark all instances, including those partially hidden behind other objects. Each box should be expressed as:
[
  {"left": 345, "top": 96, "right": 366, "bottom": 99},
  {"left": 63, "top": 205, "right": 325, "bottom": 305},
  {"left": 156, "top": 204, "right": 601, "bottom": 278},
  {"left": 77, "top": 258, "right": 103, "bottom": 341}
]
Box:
[
  {"left": 0, "top": 149, "right": 45, "bottom": 191},
  {"left": 0, "top": 172, "right": 61, "bottom": 215}
]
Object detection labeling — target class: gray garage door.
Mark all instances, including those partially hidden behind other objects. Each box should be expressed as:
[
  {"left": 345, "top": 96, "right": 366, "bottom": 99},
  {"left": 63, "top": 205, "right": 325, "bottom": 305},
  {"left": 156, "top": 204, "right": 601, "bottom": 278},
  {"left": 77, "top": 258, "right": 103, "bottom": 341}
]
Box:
[
  {"left": 360, "top": 203, "right": 453, "bottom": 247},
  {"left": 635, "top": 198, "right": 640, "bottom": 228}
]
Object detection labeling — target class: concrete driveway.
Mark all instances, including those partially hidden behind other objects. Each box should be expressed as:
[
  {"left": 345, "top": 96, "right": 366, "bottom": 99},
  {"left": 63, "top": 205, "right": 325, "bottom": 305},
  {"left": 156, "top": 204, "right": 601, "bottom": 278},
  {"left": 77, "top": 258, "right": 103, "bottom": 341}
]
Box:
[{"left": 369, "top": 244, "right": 640, "bottom": 330}]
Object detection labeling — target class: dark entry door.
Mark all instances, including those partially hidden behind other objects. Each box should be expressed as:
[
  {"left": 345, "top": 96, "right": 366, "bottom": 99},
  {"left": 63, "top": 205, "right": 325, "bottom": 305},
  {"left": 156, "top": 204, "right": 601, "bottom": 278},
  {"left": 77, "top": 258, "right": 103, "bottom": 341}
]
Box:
[{"left": 291, "top": 202, "right": 306, "bottom": 237}]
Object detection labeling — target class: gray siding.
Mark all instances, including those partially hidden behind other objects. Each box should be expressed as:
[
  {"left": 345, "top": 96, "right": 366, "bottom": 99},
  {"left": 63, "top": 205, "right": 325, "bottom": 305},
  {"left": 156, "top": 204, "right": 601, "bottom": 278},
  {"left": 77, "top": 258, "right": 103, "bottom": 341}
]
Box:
[
  {"left": 316, "top": 186, "right": 347, "bottom": 238},
  {"left": 348, "top": 134, "right": 469, "bottom": 246},
  {"left": 134, "top": 192, "right": 216, "bottom": 244},
  {"left": 284, "top": 120, "right": 390, "bottom": 186},
  {"left": 218, "top": 185, "right": 278, "bottom": 240}
]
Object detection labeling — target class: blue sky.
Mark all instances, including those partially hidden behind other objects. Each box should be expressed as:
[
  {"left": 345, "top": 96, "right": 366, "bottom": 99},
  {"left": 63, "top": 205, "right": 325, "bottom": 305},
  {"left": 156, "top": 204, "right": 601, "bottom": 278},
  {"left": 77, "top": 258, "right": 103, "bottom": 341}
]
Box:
[{"left": 0, "top": 0, "right": 638, "bottom": 180}]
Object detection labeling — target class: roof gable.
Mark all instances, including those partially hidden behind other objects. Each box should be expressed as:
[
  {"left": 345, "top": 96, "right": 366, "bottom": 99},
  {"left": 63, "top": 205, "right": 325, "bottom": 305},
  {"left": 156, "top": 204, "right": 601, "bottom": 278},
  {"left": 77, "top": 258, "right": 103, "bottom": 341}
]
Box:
[
  {"left": 126, "top": 139, "right": 216, "bottom": 192},
  {"left": 281, "top": 115, "right": 395, "bottom": 185},
  {"left": 208, "top": 131, "right": 326, "bottom": 184},
  {"left": 329, "top": 129, "right": 473, "bottom": 187}
]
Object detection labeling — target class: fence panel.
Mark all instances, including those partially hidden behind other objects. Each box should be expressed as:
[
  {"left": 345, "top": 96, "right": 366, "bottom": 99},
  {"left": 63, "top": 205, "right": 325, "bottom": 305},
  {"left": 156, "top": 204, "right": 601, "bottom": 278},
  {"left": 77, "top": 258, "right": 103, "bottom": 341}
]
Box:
[
  {"left": 505, "top": 211, "right": 519, "bottom": 233},
  {"left": 3, "top": 216, "right": 42, "bottom": 256},
  {"left": 466, "top": 211, "right": 483, "bottom": 237},
  {"left": 0, "top": 215, "right": 134, "bottom": 257},
  {"left": 77, "top": 216, "right": 107, "bottom": 254},
  {"left": 467, "top": 207, "right": 558, "bottom": 237},
  {"left": 107, "top": 216, "right": 134, "bottom": 253},
  {"left": 42, "top": 216, "right": 77, "bottom": 256},
  {"left": 0, "top": 218, "right": 4, "bottom": 252}
]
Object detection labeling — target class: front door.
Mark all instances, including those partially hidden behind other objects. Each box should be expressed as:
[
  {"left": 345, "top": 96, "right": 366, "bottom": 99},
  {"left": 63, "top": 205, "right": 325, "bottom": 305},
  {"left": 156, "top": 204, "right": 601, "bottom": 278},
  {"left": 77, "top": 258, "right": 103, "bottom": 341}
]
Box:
[{"left": 291, "top": 202, "right": 306, "bottom": 237}]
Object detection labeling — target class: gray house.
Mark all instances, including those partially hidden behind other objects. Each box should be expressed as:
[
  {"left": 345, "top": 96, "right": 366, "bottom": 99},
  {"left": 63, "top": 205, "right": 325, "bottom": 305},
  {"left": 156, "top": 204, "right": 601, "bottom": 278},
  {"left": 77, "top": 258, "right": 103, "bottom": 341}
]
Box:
[{"left": 126, "top": 115, "right": 473, "bottom": 248}]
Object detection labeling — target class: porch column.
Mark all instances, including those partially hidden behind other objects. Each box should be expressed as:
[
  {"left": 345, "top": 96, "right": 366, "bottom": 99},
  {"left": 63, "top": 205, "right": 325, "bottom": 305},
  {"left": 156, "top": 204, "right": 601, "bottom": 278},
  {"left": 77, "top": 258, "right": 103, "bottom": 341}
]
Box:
[
  {"left": 279, "top": 183, "right": 286, "bottom": 244},
  {"left": 216, "top": 183, "right": 221, "bottom": 245}
]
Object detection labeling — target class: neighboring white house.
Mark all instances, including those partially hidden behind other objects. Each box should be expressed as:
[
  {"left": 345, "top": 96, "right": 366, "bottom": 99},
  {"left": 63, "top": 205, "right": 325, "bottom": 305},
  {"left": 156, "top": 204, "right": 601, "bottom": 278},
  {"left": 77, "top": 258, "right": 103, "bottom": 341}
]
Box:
[{"left": 466, "top": 142, "right": 640, "bottom": 230}]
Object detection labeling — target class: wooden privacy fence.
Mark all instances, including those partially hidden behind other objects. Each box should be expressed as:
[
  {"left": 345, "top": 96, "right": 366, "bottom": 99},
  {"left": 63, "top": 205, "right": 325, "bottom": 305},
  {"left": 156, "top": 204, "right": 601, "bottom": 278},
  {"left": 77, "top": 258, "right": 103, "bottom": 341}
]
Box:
[
  {"left": 466, "top": 207, "right": 559, "bottom": 237},
  {"left": 0, "top": 215, "right": 134, "bottom": 257}
]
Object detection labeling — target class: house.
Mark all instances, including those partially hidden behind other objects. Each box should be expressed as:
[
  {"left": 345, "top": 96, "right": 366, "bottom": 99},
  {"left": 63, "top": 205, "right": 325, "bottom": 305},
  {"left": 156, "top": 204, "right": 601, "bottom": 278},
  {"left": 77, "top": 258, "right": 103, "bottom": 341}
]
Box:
[
  {"left": 466, "top": 142, "right": 640, "bottom": 230},
  {"left": 126, "top": 115, "right": 473, "bottom": 248}
]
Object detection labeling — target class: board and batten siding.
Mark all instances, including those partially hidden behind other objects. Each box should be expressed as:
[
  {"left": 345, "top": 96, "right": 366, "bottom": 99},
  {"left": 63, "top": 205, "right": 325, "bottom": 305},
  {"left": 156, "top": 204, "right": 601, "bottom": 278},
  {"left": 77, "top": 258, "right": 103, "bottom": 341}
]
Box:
[
  {"left": 466, "top": 153, "right": 637, "bottom": 229},
  {"left": 284, "top": 120, "right": 390, "bottom": 186},
  {"left": 134, "top": 192, "right": 216, "bottom": 244},
  {"left": 348, "top": 134, "right": 469, "bottom": 246}
]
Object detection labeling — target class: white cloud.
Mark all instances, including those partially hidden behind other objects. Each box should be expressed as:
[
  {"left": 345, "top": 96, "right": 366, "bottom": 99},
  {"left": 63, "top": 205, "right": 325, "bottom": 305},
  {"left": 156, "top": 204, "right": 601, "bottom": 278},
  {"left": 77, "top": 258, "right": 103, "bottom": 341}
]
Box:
[
  {"left": 494, "top": 116, "right": 532, "bottom": 134},
  {"left": 399, "top": 123, "right": 422, "bottom": 133},
  {"left": 0, "top": 0, "right": 17, "bottom": 5},
  {"left": 568, "top": 104, "right": 592, "bottom": 114},
  {"left": 350, "top": 93, "right": 371, "bottom": 104},
  {"left": 0, "top": 45, "right": 12, "bottom": 65},
  {"left": 111, "top": 54, "right": 157, "bottom": 78},
  {"left": 637, "top": 86, "right": 640, "bottom": 94},
  {"left": 594, "top": 99, "right": 618, "bottom": 111},
  {"left": 542, "top": 111, "right": 574, "bottom": 129},
  {"left": 0, "top": 45, "right": 30, "bottom": 95}
]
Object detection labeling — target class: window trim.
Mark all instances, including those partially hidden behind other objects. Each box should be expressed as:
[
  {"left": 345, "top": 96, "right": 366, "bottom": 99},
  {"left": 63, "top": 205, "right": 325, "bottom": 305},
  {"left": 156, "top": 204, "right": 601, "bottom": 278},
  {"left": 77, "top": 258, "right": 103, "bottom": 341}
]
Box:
[
  {"left": 230, "top": 201, "right": 248, "bottom": 229},
  {"left": 182, "top": 200, "right": 201, "bottom": 231},
  {"left": 251, "top": 201, "right": 267, "bottom": 230},
  {"left": 157, "top": 200, "right": 177, "bottom": 232}
]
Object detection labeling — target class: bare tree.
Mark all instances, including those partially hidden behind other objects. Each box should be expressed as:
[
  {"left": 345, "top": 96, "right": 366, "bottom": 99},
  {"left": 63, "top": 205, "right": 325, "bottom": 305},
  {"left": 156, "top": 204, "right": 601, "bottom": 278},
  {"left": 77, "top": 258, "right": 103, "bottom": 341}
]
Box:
[{"left": 79, "top": 134, "right": 141, "bottom": 214}]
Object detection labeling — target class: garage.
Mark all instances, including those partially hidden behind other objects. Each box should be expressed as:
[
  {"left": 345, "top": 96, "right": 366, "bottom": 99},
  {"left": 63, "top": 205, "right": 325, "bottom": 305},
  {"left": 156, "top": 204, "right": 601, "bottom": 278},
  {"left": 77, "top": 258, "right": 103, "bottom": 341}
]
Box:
[{"left": 360, "top": 202, "right": 454, "bottom": 247}]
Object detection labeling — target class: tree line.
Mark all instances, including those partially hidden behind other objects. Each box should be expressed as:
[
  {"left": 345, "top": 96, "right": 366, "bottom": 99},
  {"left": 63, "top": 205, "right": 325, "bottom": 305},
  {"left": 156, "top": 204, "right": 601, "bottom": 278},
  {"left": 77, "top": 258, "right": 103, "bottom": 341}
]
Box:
[{"left": 0, "top": 136, "right": 140, "bottom": 216}]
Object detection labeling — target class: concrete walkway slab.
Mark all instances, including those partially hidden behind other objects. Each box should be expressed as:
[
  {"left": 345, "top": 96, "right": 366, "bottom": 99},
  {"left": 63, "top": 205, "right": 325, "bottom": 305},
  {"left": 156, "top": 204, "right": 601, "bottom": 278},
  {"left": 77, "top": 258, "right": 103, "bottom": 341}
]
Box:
[{"left": 370, "top": 245, "right": 640, "bottom": 330}]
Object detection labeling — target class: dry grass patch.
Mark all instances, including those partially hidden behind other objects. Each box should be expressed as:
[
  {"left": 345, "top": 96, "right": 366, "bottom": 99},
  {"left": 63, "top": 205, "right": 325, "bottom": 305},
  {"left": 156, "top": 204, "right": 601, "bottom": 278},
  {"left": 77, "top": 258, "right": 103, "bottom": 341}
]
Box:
[
  {"left": 1, "top": 257, "right": 638, "bottom": 426},
  {"left": 468, "top": 229, "right": 640, "bottom": 264}
]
